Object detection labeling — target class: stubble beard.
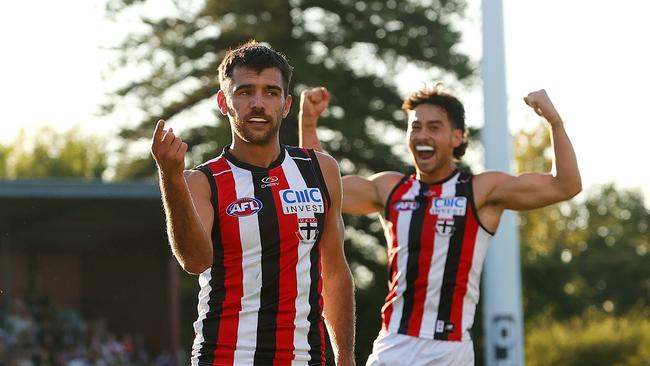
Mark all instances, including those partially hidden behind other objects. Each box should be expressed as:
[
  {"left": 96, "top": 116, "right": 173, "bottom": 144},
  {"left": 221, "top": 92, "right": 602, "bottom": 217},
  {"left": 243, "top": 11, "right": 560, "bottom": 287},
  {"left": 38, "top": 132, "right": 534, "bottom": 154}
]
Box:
[{"left": 232, "top": 115, "right": 281, "bottom": 145}]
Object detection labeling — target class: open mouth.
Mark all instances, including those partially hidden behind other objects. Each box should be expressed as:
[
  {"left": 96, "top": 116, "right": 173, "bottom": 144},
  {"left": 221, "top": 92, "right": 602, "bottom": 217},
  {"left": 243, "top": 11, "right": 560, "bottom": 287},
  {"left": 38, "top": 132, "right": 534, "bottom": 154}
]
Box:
[{"left": 415, "top": 145, "right": 435, "bottom": 159}]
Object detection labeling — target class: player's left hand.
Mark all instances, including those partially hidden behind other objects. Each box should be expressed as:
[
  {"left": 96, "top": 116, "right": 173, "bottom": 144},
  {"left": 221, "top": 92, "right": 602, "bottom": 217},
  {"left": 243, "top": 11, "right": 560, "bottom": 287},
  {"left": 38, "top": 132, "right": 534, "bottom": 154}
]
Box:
[
  {"left": 300, "top": 86, "right": 330, "bottom": 121},
  {"left": 524, "top": 89, "right": 562, "bottom": 126}
]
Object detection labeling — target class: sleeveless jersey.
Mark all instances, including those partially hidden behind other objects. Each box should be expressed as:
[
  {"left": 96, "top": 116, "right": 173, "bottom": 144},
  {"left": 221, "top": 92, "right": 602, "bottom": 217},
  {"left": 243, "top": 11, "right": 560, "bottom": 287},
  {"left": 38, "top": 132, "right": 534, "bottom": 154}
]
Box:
[
  {"left": 191, "top": 145, "right": 330, "bottom": 366},
  {"left": 380, "top": 171, "right": 493, "bottom": 341}
]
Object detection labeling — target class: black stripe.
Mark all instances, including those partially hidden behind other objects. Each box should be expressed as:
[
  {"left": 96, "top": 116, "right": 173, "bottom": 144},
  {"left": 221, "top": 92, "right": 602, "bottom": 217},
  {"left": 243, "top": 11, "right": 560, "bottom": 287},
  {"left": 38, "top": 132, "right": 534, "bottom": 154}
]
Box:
[
  {"left": 434, "top": 173, "right": 469, "bottom": 340},
  {"left": 466, "top": 173, "right": 494, "bottom": 235},
  {"left": 291, "top": 146, "right": 327, "bottom": 364},
  {"left": 397, "top": 181, "right": 430, "bottom": 334},
  {"left": 384, "top": 175, "right": 409, "bottom": 219},
  {"left": 195, "top": 165, "right": 226, "bottom": 364},
  {"left": 304, "top": 148, "right": 331, "bottom": 207},
  {"left": 252, "top": 168, "right": 282, "bottom": 365}
]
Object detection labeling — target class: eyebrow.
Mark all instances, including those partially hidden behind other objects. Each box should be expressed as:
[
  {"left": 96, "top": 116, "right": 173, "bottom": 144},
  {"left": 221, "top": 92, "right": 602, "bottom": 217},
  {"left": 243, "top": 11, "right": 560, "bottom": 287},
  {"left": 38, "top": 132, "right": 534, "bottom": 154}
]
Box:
[
  {"left": 233, "top": 84, "right": 283, "bottom": 93},
  {"left": 410, "top": 119, "right": 443, "bottom": 125}
]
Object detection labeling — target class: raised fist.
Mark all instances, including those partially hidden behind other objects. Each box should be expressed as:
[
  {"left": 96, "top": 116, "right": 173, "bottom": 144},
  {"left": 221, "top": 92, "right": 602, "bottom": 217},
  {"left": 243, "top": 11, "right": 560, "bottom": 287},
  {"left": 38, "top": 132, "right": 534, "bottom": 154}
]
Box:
[
  {"left": 300, "top": 87, "right": 331, "bottom": 122},
  {"left": 524, "top": 89, "right": 562, "bottom": 125}
]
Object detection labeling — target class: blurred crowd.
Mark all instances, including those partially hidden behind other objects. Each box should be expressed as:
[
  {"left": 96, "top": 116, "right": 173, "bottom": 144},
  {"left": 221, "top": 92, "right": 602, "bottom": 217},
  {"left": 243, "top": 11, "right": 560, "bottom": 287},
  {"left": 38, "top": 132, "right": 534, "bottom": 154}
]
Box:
[{"left": 0, "top": 296, "right": 179, "bottom": 366}]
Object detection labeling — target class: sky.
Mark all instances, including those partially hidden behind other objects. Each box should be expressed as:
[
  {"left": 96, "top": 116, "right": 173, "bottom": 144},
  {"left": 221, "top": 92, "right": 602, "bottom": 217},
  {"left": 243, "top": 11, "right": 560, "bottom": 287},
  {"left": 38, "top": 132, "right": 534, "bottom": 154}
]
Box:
[{"left": 0, "top": 0, "right": 648, "bottom": 203}]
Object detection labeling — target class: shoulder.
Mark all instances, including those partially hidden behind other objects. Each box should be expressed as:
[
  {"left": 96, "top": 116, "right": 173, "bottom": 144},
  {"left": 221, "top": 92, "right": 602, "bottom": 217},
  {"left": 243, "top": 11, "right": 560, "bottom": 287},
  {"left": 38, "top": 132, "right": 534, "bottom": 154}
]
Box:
[
  {"left": 472, "top": 170, "right": 514, "bottom": 206},
  {"left": 184, "top": 169, "right": 211, "bottom": 196},
  {"left": 369, "top": 171, "right": 405, "bottom": 185},
  {"left": 313, "top": 150, "right": 340, "bottom": 176},
  {"left": 369, "top": 171, "right": 405, "bottom": 194}
]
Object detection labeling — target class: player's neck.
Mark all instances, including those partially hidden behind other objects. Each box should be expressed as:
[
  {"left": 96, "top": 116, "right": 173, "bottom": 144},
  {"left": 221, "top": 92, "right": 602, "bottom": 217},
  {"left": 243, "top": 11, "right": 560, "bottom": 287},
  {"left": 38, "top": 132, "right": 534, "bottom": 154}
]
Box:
[
  {"left": 416, "top": 163, "right": 457, "bottom": 184},
  {"left": 229, "top": 139, "right": 282, "bottom": 168}
]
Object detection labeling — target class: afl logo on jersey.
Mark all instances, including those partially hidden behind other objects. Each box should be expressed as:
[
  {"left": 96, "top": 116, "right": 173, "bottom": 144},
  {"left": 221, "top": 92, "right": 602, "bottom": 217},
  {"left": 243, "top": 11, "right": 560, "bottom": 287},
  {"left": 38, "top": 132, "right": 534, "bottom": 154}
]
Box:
[
  {"left": 393, "top": 200, "right": 420, "bottom": 211},
  {"left": 226, "top": 197, "right": 263, "bottom": 217}
]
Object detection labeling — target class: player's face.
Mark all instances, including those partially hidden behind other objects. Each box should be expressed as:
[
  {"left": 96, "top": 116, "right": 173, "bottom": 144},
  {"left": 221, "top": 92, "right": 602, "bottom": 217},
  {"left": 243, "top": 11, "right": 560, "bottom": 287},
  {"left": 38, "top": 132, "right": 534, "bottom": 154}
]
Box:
[
  {"left": 406, "top": 104, "right": 462, "bottom": 179},
  {"left": 217, "top": 66, "right": 291, "bottom": 146}
]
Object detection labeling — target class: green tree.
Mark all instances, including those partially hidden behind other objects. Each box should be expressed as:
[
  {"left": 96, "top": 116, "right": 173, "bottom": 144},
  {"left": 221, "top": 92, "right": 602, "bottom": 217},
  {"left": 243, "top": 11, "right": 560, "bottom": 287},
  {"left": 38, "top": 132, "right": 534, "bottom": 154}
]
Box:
[
  {"left": 104, "top": 0, "right": 473, "bottom": 177},
  {"left": 0, "top": 127, "right": 107, "bottom": 179},
  {"left": 105, "top": 1, "right": 475, "bottom": 361},
  {"left": 515, "top": 123, "right": 650, "bottom": 363},
  {"left": 516, "top": 123, "right": 650, "bottom": 320}
]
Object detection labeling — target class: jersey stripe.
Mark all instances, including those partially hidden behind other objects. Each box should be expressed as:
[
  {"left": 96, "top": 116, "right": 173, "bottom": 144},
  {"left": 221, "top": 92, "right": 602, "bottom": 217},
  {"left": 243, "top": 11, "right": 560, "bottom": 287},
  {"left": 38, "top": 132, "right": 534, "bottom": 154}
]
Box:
[
  {"left": 253, "top": 169, "right": 282, "bottom": 365},
  {"left": 269, "top": 164, "right": 299, "bottom": 365},
  {"left": 381, "top": 178, "right": 417, "bottom": 330},
  {"left": 291, "top": 148, "right": 328, "bottom": 365},
  {"left": 406, "top": 183, "right": 442, "bottom": 336},
  {"left": 230, "top": 165, "right": 262, "bottom": 365},
  {"left": 398, "top": 182, "right": 429, "bottom": 334},
  {"left": 212, "top": 159, "right": 244, "bottom": 364},
  {"left": 435, "top": 174, "right": 469, "bottom": 341},
  {"left": 448, "top": 192, "right": 479, "bottom": 341}
]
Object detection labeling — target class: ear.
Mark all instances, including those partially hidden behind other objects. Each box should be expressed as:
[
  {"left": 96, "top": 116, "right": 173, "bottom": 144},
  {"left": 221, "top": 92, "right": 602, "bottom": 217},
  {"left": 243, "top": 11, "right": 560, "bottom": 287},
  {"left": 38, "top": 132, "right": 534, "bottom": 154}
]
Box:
[
  {"left": 282, "top": 94, "right": 292, "bottom": 118},
  {"left": 451, "top": 128, "right": 463, "bottom": 148},
  {"left": 216, "top": 90, "right": 229, "bottom": 116}
]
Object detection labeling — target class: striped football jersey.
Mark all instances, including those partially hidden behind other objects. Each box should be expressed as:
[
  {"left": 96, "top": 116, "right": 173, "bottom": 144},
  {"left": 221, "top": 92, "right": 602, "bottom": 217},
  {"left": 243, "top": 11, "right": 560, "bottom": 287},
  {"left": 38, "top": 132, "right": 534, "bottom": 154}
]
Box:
[
  {"left": 191, "top": 145, "right": 330, "bottom": 366},
  {"left": 381, "top": 171, "right": 493, "bottom": 341}
]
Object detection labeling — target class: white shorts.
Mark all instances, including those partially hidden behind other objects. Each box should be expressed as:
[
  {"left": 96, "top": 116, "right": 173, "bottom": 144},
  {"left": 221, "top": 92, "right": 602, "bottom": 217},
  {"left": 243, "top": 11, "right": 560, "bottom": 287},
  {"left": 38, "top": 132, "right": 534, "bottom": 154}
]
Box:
[{"left": 365, "top": 330, "right": 474, "bottom": 366}]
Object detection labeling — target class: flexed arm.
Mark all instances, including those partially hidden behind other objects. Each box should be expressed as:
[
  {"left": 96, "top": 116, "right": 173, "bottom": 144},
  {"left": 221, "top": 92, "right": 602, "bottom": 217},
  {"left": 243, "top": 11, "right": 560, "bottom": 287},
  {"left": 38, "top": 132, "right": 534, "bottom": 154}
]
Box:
[
  {"left": 299, "top": 87, "right": 404, "bottom": 216},
  {"left": 480, "top": 90, "right": 582, "bottom": 212},
  {"left": 151, "top": 119, "right": 213, "bottom": 274}
]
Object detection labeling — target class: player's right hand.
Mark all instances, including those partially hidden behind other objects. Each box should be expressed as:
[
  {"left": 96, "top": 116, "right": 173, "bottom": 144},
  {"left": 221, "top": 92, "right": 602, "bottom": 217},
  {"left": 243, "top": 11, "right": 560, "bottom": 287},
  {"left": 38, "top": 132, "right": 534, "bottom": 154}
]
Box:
[
  {"left": 300, "top": 87, "right": 330, "bottom": 128},
  {"left": 151, "top": 119, "right": 188, "bottom": 177}
]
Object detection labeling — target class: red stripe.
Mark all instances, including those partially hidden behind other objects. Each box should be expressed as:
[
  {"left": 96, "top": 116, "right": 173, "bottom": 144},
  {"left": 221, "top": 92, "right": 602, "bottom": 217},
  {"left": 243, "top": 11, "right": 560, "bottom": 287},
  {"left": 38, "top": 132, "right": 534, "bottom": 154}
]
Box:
[
  {"left": 211, "top": 158, "right": 243, "bottom": 365},
  {"left": 381, "top": 178, "right": 415, "bottom": 330},
  {"left": 406, "top": 184, "right": 442, "bottom": 336},
  {"left": 448, "top": 205, "right": 479, "bottom": 341},
  {"left": 319, "top": 175, "right": 329, "bottom": 365},
  {"left": 268, "top": 166, "right": 299, "bottom": 365}
]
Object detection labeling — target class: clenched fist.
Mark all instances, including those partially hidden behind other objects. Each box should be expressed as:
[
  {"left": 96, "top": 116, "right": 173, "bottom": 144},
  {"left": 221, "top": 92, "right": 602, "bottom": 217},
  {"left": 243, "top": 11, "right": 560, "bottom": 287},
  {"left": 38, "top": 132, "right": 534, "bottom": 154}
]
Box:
[
  {"left": 524, "top": 89, "right": 562, "bottom": 126},
  {"left": 151, "top": 119, "right": 188, "bottom": 177},
  {"left": 300, "top": 87, "right": 330, "bottom": 123}
]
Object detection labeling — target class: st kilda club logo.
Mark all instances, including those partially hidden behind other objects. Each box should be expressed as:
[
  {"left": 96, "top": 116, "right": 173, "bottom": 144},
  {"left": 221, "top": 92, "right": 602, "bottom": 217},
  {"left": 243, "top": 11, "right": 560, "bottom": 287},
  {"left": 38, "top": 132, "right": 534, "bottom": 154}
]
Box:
[{"left": 296, "top": 218, "right": 319, "bottom": 244}]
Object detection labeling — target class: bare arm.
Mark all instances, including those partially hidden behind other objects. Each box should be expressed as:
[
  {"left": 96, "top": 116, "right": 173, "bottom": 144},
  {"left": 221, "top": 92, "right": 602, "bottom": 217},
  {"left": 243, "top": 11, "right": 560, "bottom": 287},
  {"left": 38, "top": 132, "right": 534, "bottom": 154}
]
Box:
[
  {"left": 151, "top": 120, "right": 213, "bottom": 274},
  {"left": 481, "top": 90, "right": 582, "bottom": 211},
  {"left": 299, "top": 87, "right": 403, "bottom": 216},
  {"left": 317, "top": 152, "right": 355, "bottom": 366},
  {"left": 299, "top": 86, "right": 330, "bottom": 152}
]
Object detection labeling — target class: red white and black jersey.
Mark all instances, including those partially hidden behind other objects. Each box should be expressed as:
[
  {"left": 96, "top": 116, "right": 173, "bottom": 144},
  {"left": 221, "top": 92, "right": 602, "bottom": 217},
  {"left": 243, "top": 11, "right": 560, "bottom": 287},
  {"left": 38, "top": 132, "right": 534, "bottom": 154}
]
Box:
[
  {"left": 380, "top": 171, "right": 493, "bottom": 342},
  {"left": 191, "top": 145, "right": 330, "bottom": 366}
]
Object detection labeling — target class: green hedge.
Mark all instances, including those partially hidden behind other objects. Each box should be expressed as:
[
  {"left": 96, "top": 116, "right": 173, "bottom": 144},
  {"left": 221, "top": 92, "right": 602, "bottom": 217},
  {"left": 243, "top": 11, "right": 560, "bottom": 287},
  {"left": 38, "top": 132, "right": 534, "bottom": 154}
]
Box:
[{"left": 526, "top": 310, "right": 650, "bottom": 365}]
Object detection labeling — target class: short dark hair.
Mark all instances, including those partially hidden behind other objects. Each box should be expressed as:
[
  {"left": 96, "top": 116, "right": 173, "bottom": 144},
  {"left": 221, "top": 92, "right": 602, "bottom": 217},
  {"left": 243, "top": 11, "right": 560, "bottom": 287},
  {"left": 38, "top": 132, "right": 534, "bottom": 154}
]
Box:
[
  {"left": 218, "top": 40, "right": 293, "bottom": 96},
  {"left": 402, "top": 86, "right": 468, "bottom": 159}
]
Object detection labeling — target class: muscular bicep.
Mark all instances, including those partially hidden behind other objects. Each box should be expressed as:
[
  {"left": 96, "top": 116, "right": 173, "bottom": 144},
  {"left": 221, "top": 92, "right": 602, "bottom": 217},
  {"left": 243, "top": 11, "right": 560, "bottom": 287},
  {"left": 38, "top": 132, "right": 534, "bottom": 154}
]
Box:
[
  {"left": 184, "top": 170, "right": 214, "bottom": 244},
  {"left": 484, "top": 171, "right": 567, "bottom": 211},
  {"left": 341, "top": 175, "right": 383, "bottom": 215}
]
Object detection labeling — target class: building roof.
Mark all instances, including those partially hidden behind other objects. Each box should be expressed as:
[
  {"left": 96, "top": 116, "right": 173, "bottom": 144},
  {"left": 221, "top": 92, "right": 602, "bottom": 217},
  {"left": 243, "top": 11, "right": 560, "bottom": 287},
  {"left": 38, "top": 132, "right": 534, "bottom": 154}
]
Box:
[{"left": 0, "top": 179, "right": 167, "bottom": 253}]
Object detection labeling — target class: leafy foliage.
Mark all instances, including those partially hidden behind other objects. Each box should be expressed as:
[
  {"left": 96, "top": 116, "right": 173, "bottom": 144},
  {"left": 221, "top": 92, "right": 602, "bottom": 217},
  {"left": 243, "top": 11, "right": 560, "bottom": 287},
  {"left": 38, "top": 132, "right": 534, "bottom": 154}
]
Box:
[
  {"left": 104, "top": 0, "right": 474, "bottom": 178},
  {"left": 526, "top": 310, "right": 650, "bottom": 366},
  {"left": 0, "top": 127, "right": 107, "bottom": 179}
]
